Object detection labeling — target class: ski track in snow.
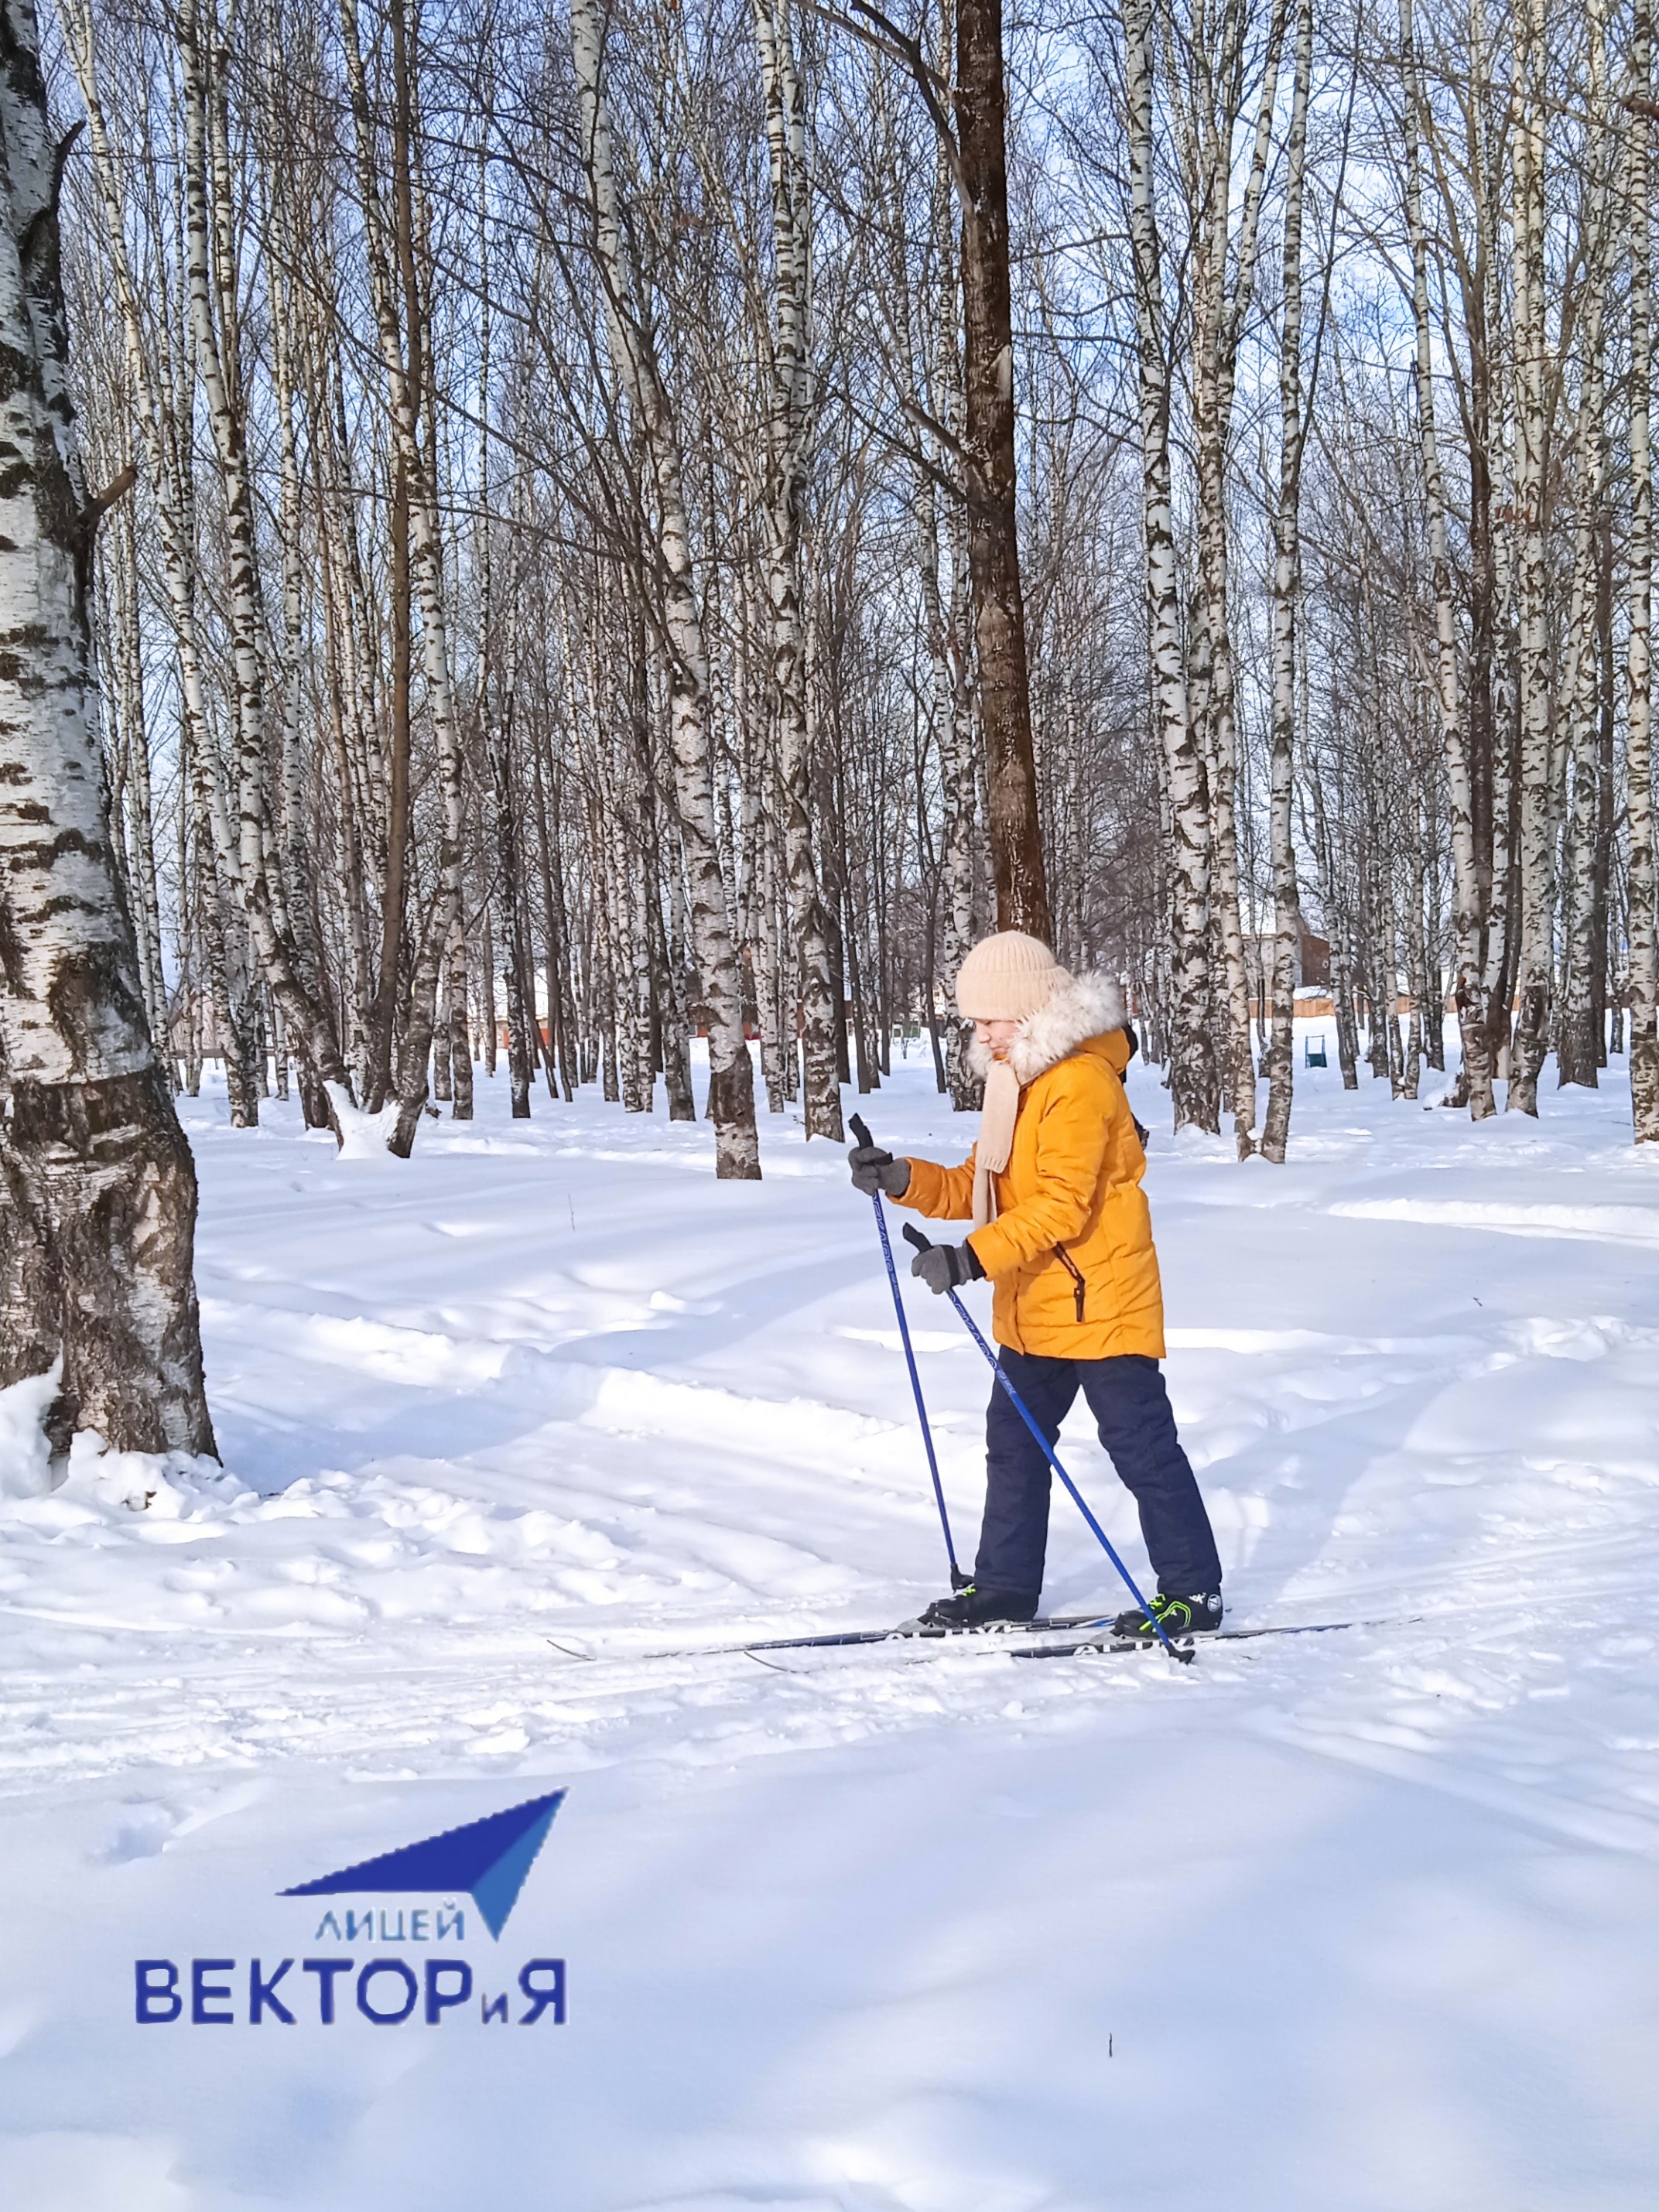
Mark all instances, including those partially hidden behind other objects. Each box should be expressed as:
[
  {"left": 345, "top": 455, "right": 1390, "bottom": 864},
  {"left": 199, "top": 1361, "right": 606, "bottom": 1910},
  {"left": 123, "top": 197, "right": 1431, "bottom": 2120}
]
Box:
[{"left": 2, "top": 1047, "right": 1657, "bottom": 2209}]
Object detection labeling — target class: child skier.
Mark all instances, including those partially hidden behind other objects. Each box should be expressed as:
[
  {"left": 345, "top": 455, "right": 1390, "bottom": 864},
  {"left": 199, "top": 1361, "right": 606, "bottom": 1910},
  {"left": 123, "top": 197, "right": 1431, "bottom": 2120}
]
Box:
[{"left": 848, "top": 929, "right": 1224, "bottom": 1642}]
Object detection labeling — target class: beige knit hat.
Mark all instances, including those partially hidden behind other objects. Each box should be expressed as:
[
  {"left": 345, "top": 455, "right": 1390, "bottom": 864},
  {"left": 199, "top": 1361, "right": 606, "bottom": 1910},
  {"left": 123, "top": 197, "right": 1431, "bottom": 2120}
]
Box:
[{"left": 954, "top": 931, "right": 1069, "bottom": 1022}]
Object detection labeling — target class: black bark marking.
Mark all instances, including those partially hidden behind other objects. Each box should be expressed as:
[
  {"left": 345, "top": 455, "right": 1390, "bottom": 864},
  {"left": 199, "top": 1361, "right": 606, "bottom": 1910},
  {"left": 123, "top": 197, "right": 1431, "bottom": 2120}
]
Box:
[{"left": 0, "top": 890, "right": 26, "bottom": 990}]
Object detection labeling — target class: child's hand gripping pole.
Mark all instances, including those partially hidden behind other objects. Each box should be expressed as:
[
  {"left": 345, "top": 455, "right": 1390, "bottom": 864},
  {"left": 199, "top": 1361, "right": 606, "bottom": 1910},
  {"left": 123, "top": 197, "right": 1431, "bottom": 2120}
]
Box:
[
  {"left": 901, "top": 1222, "right": 1192, "bottom": 1663},
  {"left": 848, "top": 1115, "right": 968, "bottom": 1588}
]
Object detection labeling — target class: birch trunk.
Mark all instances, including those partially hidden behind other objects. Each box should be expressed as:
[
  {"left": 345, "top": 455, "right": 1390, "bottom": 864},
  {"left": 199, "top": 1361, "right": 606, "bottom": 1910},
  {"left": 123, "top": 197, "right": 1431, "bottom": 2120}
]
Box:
[
  {"left": 0, "top": 0, "right": 213, "bottom": 1456},
  {"left": 1482, "top": 432, "right": 1520, "bottom": 1077},
  {"left": 1465, "top": 0, "right": 1505, "bottom": 1082},
  {"left": 178, "top": 5, "right": 286, "bottom": 1131},
  {"left": 1125, "top": 0, "right": 1216, "bottom": 1131},
  {"left": 1592, "top": 517, "right": 1615, "bottom": 1065},
  {"left": 915, "top": 71, "right": 980, "bottom": 1110},
  {"left": 315, "top": 493, "right": 376, "bottom": 1094},
  {"left": 1404, "top": 0, "right": 1492, "bottom": 1117},
  {"left": 1185, "top": 2, "right": 1284, "bottom": 1154},
  {"left": 339, "top": 0, "right": 466, "bottom": 1157},
  {"left": 1507, "top": 0, "right": 1552, "bottom": 1116},
  {"left": 912, "top": 426, "right": 978, "bottom": 1108},
  {"left": 262, "top": 101, "right": 324, "bottom": 1124},
  {"left": 754, "top": 0, "right": 840, "bottom": 1142},
  {"left": 1310, "top": 769, "right": 1360, "bottom": 1089},
  {"left": 491, "top": 700, "right": 533, "bottom": 1120},
  {"left": 110, "top": 497, "right": 167, "bottom": 1056},
  {"left": 1629, "top": 0, "right": 1659, "bottom": 1140},
  {"left": 1261, "top": 0, "right": 1312, "bottom": 1163},
  {"left": 1557, "top": 0, "right": 1612, "bottom": 1089},
  {"left": 747, "top": 768, "right": 788, "bottom": 1115},
  {"left": 570, "top": 0, "right": 759, "bottom": 1177},
  {"left": 528, "top": 723, "right": 578, "bottom": 1107},
  {"left": 1401, "top": 828, "right": 1426, "bottom": 1099}
]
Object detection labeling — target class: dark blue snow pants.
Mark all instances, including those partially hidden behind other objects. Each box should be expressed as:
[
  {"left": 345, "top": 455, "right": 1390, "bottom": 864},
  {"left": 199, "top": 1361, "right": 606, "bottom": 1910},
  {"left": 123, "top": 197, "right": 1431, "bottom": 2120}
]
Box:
[{"left": 976, "top": 1349, "right": 1223, "bottom": 1605}]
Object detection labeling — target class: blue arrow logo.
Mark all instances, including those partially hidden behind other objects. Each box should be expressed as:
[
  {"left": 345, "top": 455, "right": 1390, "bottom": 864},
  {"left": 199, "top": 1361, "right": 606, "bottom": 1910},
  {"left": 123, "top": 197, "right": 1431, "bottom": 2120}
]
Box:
[{"left": 282, "top": 1790, "right": 566, "bottom": 1939}]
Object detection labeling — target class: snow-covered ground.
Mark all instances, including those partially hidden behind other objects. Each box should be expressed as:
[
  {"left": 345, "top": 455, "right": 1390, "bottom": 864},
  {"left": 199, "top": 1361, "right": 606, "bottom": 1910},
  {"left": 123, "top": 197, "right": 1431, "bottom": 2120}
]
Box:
[{"left": 2, "top": 1038, "right": 1657, "bottom": 2210}]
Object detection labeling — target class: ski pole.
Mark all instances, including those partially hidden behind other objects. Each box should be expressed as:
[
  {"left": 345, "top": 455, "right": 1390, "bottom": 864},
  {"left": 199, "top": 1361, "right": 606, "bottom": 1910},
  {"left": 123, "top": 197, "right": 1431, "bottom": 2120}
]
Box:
[
  {"left": 902, "top": 1222, "right": 1192, "bottom": 1664},
  {"left": 849, "top": 1114, "right": 968, "bottom": 1589}
]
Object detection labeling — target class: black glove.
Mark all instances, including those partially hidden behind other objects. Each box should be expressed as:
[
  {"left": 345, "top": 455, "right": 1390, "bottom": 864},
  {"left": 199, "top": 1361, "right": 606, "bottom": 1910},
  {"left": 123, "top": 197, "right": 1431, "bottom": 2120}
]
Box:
[
  {"left": 910, "top": 1239, "right": 983, "bottom": 1295},
  {"left": 848, "top": 1141, "right": 911, "bottom": 1198}
]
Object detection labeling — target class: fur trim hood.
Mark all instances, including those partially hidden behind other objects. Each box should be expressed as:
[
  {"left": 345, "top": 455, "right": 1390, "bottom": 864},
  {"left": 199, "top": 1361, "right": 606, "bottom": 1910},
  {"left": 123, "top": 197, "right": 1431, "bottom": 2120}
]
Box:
[{"left": 967, "top": 970, "right": 1127, "bottom": 1086}]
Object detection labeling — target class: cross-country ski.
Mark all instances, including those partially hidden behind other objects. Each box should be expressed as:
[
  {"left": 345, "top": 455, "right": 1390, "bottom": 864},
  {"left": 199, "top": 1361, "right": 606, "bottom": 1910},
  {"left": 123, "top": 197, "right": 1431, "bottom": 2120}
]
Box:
[
  {"left": 549, "top": 1613, "right": 1126, "bottom": 1663},
  {"left": 550, "top": 1605, "right": 1370, "bottom": 1671}
]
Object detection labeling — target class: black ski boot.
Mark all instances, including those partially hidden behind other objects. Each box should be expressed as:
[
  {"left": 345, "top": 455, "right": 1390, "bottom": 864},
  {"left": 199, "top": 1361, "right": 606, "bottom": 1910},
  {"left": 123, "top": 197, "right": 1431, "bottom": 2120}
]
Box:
[
  {"left": 1111, "top": 1590, "right": 1224, "bottom": 1643},
  {"left": 910, "top": 1585, "right": 1040, "bottom": 1631}
]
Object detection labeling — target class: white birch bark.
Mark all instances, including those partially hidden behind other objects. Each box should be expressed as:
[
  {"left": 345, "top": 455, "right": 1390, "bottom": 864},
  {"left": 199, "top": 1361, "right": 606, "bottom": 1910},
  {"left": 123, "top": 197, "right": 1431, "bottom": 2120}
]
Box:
[
  {"left": 1125, "top": 0, "right": 1216, "bottom": 1132},
  {"left": 904, "top": 183, "right": 979, "bottom": 1110},
  {"left": 0, "top": 0, "right": 213, "bottom": 1455},
  {"left": 1629, "top": 0, "right": 1659, "bottom": 1140},
  {"left": 108, "top": 497, "right": 167, "bottom": 1055},
  {"left": 1401, "top": 819, "right": 1426, "bottom": 1099},
  {"left": 1404, "top": 0, "right": 1493, "bottom": 1117},
  {"left": 753, "top": 0, "right": 841, "bottom": 1144},
  {"left": 1260, "top": 0, "right": 1312, "bottom": 1163},
  {"left": 1507, "top": 0, "right": 1552, "bottom": 1116},
  {"left": 1183, "top": 0, "right": 1285, "bottom": 1154},
  {"left": 919, "top": 118, "right": 980, "bottom": 1109},
  {"left": 1481, "top": 406, "right": 1519, "bottom": 1076},
  {"left": 929, "top": 2, "right": 982, "bottom": 1104},
  {"left": 337, "top": 0, "right": 467, "bottom": 1154},
  {"left": 1558, "top": 0, "right": 1613, "bottom": 1089},
  {"left": 570, "top": 0, "right": 759, "bottom": 1178},
  {"left": 176, "top": 2, "right": 282, "bottom": 1123},
  {"left": 262, "top": 104, "right": 324, "bottom": 1122}
]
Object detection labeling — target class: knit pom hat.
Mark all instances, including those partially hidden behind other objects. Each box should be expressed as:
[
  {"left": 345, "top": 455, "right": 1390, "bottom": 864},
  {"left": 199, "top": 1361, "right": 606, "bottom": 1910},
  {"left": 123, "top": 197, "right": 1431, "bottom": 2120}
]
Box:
[{"left": 954, "top": 931, "right": 1070, "bottom": 1022}]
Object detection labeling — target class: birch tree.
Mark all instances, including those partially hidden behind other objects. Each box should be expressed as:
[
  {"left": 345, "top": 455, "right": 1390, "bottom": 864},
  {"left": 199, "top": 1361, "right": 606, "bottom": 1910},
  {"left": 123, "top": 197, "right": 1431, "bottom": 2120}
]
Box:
[
  {"left": 1124, "top": 0, "right": 1216, "bottom": 1131},
  {"left": 1506, "top": 0, "right": 1552, "bottom": 1116},
  {"left": 1556, "top": 0, "right": 1613, "bottom": 1090},
  {"left": 1404, "top": 0, "right": 1493, "bottom": 1116},
  {"left": 1174, "top": 0, "right": 1285, "bottom": 1154},
  {"left": 338, "top": 0, "right": 467, "bottom": 1154},
  {"left": 0, "top": 0, "right": 213, "bottom": 1456},
  {"left": 570, "top": 0, "right": 760, "bottom": 1178},
  {"left": 754, "top": 0, "right": 842, "bottom": 1140},
  {"left": 1629, "top": 0, "right": 1659, "bottom": 1139},
  {"left": 1260, "top": 0, "right": 1312, "bottom": 1163}
]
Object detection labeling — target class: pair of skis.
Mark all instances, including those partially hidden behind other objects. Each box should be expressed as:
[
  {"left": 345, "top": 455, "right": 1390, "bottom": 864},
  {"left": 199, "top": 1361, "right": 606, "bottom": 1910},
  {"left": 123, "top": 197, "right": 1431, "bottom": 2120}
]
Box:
[{"left": 549, "top": 1614, "right": 1361, "bottom": 1670}]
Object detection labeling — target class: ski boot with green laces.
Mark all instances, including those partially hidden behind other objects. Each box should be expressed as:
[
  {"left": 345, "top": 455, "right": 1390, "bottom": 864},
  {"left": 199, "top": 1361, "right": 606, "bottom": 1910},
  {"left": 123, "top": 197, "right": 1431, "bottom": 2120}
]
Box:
[{"left": 1111, "top": 1590, "right": 1223, "bottom": 1644}]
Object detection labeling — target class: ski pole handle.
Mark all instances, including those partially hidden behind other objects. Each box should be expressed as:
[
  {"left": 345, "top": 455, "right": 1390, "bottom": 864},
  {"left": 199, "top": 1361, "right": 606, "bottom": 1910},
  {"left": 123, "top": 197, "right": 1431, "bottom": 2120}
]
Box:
[
  {"left": 902, "top": 1222, "right": 932, "bottom": 1254},
  {"left": 850, "top": 1113, "right": 874, "bottom": 1150}
]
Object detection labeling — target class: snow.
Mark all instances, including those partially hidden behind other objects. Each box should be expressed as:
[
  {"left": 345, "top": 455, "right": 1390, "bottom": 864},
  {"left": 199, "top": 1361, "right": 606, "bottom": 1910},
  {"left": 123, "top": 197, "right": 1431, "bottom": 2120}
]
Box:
[
  {"left": 0, "top": 1366, "right": 57, "bottom": 1501},
  {"left": 2, "top": 1040, "right": 1657, "bottom": 2209}
]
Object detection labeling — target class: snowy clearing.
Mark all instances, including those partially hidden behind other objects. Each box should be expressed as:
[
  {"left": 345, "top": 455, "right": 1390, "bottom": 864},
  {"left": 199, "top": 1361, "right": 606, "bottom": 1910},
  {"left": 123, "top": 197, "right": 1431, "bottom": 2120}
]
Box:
[{"left": 2, "top": 1047, "right": 1657, "bottom": 2210}]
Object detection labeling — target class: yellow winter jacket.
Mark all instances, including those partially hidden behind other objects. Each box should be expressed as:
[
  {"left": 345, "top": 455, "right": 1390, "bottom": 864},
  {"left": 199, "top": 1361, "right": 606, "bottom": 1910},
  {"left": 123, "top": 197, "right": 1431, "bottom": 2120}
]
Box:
[{"left": 898, "top": 975, "right": 1165, "bottom": 1360}]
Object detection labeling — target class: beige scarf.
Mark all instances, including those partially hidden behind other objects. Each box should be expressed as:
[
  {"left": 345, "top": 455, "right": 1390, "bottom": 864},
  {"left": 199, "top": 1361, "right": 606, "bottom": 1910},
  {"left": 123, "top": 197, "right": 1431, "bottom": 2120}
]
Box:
[{"left": 972, "top": 1056, "right": 1021, "bottom": 1228}]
